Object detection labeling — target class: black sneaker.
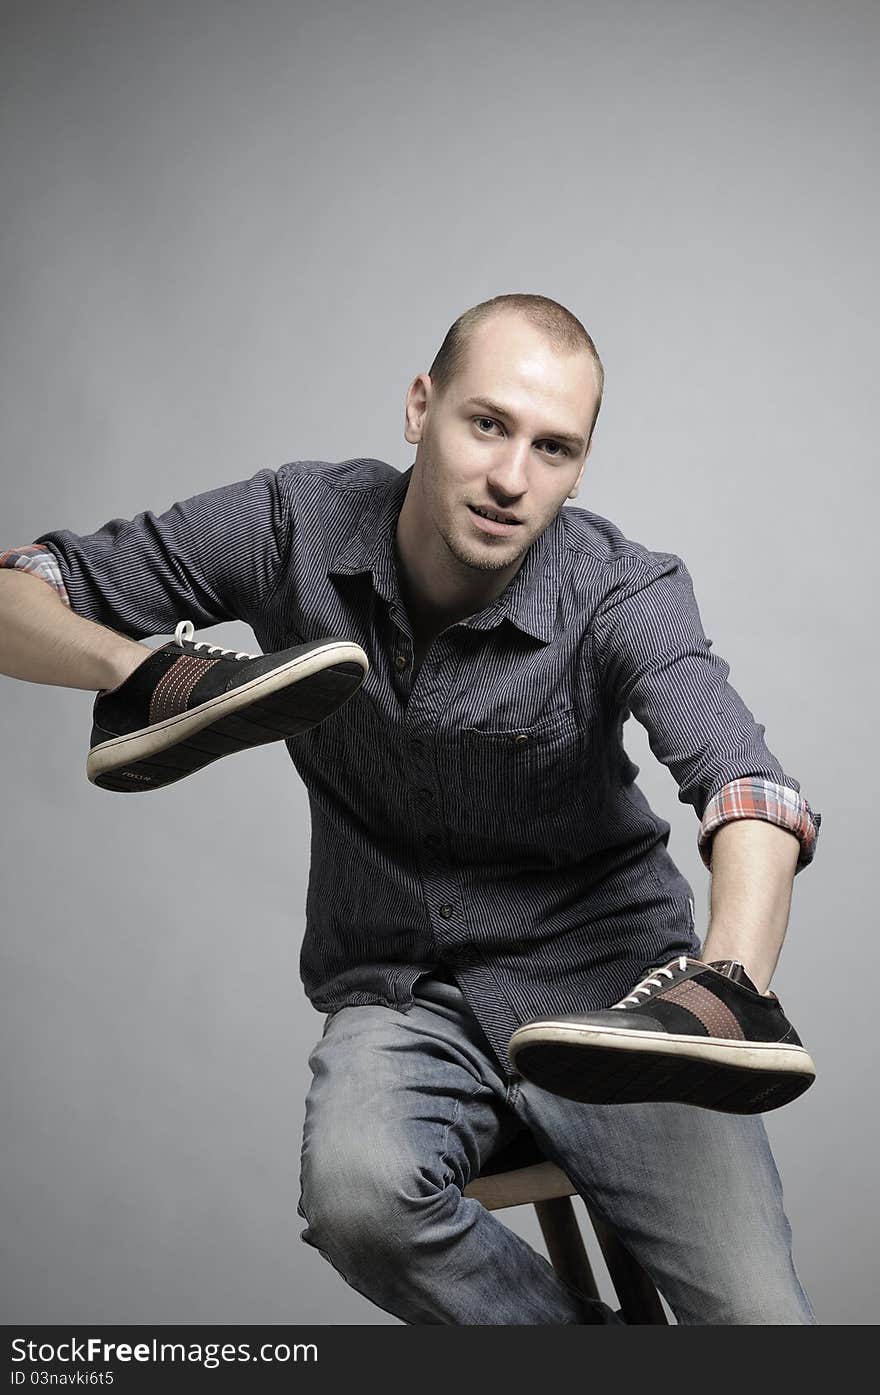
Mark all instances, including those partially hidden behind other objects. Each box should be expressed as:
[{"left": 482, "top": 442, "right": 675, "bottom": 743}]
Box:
[
  {"left": 508, "top": 955, "right": 816, "bottom": 1114},
  {"left": 87, "top": 619, "right": 368, "bottom": 792}
]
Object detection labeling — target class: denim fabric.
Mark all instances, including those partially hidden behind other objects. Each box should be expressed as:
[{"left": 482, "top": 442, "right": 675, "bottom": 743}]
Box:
[{"left": 297, "top": 973, "right": 817, "bottom": 1326}]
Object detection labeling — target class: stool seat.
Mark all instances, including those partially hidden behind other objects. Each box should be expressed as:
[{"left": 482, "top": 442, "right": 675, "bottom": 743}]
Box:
[{"left": 465, "top": 1159, "right": 576, "bottom": 1210}]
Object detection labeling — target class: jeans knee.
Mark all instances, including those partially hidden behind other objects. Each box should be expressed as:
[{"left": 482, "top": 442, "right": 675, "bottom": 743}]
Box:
[{"left": 299, "top": 1151, "right": 458, "bottom": 1278}]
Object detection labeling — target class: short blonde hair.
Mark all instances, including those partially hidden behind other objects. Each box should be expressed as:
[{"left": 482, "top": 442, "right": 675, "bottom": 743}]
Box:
[{"left": 428, "top": 293, "right": 604, "bottom": 445}]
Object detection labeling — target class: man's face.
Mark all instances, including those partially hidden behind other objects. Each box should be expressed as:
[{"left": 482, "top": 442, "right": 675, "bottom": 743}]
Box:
[{"left": 403, "top": 313, "right": 598, "bottom": 577}]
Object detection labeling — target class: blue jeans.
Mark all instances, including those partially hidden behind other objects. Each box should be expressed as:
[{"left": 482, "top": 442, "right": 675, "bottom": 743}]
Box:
[{"left": 297, "top": 974, "right": 817, "bottom": 1324}]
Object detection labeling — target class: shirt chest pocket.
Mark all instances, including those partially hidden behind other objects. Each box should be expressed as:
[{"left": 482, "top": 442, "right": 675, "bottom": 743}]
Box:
[{"left": 451, "top": 707, "right": 582, "bottom": 817}]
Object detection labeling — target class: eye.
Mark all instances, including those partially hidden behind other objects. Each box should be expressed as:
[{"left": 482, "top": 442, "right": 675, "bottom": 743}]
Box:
[{"left": 473, "top": 417, "right": 570, "bottom": 458}]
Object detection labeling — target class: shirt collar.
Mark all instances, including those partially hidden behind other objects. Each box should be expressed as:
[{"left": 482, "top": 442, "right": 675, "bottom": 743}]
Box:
[{"left": 327, "top": 463, "right": 562, "bottom": 645}]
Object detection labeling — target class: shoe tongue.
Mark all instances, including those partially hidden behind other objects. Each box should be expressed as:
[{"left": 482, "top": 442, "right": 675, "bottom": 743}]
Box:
[
  {"left": 644, "top": 954, "right": 692, "bottom": 975},
  {"left": 628, "top": 956, "right": 691, "bottom": 999},
  {"left": 175, "top": 639, "right": 226, "bottom": 659},
  {"left": 706, "top": 959, "right": 760, "bottom": 993}
]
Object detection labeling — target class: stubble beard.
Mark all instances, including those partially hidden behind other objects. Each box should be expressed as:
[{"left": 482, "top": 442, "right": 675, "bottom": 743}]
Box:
[{"left": 439, "top": 509, "right": 533, "bottom": 575}]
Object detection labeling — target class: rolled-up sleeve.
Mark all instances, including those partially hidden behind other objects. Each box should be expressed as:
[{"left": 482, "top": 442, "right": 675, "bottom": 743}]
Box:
[
  {"left": 19, "top": 465, "right": 294, "bottom": 641},
  {"left": 0, "top": 543, "right": 72, "bottom": 605},
  {"left": 592, "top": 552, "right": 822, "bottom": 874},
  {"left": 699, "top": 776, "right": 821, "bottom": 874}
]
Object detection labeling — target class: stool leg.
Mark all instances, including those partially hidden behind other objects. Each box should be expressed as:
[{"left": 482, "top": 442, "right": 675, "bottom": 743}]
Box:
[
  {"left": 534, "top": 1196, "right": 600, "bottom": 1301},
  {"left": 584, "top": 1202, "right": 669, "bottom": 1325}
]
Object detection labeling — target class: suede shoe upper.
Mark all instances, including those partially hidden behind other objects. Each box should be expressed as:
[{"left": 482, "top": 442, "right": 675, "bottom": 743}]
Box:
[
  {"left": 93, "top": 635, "right": 333, "bottom": 739},
  {"left": 539, "top": 956, "right": 803, "bottom": 1047}
]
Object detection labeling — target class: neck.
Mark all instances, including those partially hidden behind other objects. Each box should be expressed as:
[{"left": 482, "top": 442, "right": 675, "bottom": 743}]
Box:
[{"left": 394, "top": 475, "right": 524, "bottom": 636}]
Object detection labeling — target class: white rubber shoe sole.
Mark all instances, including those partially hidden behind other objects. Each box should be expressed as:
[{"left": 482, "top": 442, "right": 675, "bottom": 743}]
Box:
[{"left": 508, "top": 1021, "right": 817, "bottom": 1113}]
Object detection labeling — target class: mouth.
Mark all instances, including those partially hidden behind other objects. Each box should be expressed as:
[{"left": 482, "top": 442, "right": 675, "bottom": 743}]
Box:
[{"left": 467, "top": 503, "right": 523, "bottom": 536}]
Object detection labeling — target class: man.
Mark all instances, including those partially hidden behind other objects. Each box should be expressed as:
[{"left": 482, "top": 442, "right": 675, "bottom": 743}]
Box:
[{"left": 0, "top": 293, "right": 821, "bottom": 1324}]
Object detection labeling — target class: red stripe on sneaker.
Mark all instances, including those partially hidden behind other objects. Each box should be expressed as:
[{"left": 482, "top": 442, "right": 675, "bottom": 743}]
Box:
[
  {"left": 662, "top": 981, "right": 745, "bottom": 1039},
  {"left": 149, "top": 654, "right": 218, "bottom": 724}
]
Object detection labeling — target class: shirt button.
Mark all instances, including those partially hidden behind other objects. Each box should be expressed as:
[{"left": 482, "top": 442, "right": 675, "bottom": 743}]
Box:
[
  {"left": 394, "top": 653, "right": 408, "bottom": 669},
  {"left": 439, "top": 903, "right": 454, "bottom": 919}
]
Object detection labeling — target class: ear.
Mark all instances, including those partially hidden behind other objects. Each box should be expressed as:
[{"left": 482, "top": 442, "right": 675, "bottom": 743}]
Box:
[
  {"left": 567, "top": 438, "right": 592, "bottom": 499},
  {"left": 404, "top": 373, "right": 432, "bottom": 445}
]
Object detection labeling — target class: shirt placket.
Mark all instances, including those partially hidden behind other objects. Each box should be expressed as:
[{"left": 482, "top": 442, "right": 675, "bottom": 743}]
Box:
[{"left": 384, "top": 607, "right": 472, "bottom": 964}]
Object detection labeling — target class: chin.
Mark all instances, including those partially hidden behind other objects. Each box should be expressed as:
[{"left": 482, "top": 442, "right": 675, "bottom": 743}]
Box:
[{"left": 451, "top": 535, "right": 525, "bottom": 574}]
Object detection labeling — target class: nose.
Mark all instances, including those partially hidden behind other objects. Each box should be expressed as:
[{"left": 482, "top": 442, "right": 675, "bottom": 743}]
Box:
[{"left": 487, "top": 442, "right": 530, "bottom": 499}]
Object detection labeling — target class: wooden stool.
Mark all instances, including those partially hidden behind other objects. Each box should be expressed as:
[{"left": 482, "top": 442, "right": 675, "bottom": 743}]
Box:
[{"left": 463, "top": 1128, "right": 669, "bottom": 1324}]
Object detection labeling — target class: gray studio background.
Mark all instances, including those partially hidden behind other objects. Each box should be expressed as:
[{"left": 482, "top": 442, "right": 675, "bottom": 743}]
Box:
[{"left": 1, "top": 0, "right": 876, "bottom": 1325}]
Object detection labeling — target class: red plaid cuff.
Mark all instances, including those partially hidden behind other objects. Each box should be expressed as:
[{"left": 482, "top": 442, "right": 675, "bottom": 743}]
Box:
[
  {"left": 698, "top": 778, "right": 822, "bottom": 874},
  {"left": 0, "top": 543, "right": 70, "bottom": 607}
]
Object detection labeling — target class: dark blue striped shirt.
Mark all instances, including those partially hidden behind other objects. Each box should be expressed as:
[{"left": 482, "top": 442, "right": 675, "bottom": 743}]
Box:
[{"left": 26, "top": 457, "right": 821, "bottom": 1078}]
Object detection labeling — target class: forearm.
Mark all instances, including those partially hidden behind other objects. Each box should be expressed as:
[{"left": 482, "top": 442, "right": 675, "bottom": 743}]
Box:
[
  {"left": 0, "top": 569, "right": 149, "bottom": 691},
  {"left": 700, "top": 818, "right": 801, "bottom": 994}
]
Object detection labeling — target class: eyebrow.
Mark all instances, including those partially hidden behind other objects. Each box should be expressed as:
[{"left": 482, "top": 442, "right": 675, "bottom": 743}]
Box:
[{"left": 462, "top": 396, "right": 587, "bottom": 452}]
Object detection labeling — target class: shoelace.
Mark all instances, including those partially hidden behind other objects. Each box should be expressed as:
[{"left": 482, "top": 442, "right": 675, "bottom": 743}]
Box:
[
  {"left": 611, "top": 954, "right": 689, "bottom": 1009},
  {"left": 173, "top": 619, "right": 259, "bottom": 662}
]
